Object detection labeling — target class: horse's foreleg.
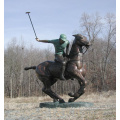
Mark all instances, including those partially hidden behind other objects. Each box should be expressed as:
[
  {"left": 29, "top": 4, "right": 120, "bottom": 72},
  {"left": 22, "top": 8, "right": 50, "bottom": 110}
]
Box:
[
  {"left": 67, "top": 66, "right": 86, "bottom": 102},
  {"left": 68, "top": 79, "right": 86, "bottom": 102}
]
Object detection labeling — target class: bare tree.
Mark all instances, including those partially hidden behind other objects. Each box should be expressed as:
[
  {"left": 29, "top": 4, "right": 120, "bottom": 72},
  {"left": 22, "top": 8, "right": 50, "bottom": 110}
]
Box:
[
  {"left": 101, "top": 13, "right": 116, "bottom": 90},
  {"left": 79, "top": 13, "right": 116, "bottom": 91}
]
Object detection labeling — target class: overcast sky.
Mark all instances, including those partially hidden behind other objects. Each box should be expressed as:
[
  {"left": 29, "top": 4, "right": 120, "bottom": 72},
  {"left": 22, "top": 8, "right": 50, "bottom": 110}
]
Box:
[{"left": 4, "top": 0, "right": 116, "bottom": 49}]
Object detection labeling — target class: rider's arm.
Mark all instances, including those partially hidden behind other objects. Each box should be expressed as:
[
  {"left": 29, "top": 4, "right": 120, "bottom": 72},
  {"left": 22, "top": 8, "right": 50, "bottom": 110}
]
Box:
[{"left": 36, "top": 38, "right": 49, "bottom": 43}]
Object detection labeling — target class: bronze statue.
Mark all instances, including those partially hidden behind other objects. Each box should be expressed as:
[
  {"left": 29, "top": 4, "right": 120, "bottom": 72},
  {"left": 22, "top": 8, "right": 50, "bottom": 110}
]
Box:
[{"left": 24, "top": 34, "right": 90, "bottom": 103}]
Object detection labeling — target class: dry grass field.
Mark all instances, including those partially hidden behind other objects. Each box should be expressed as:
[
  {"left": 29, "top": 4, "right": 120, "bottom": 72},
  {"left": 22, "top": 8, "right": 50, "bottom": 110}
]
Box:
[{"left": 4, "top": 91, "right": 116, "bottom": 120}]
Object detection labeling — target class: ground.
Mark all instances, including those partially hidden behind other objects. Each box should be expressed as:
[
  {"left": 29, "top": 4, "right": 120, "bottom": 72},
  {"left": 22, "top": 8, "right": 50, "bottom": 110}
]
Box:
[{"left": 4, "top": 91, "right": 116, "bottom": 120}]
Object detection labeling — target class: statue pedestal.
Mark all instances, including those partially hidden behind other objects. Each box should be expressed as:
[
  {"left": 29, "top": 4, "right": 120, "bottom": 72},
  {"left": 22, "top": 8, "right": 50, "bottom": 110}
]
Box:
[{"left": 39, "top": 102, "right": 93, "bottom": 108}]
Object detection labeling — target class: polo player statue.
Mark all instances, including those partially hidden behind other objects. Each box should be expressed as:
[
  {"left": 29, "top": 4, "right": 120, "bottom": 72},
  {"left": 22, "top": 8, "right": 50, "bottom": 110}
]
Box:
[{"left": 24, "top": 34, "right": 90, "bottom": 103}]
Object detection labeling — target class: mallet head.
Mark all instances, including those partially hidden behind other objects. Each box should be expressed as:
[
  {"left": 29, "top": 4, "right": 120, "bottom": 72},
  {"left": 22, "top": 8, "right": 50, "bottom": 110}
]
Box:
[{"left": 26, "top": 12, "right": 30, "bottom": 14}]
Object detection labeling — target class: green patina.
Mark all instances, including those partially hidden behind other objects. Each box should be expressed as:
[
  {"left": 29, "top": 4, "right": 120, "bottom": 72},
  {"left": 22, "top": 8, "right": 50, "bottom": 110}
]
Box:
[{"left": 40, "top": 102, "right": 94, "bottom": 108}]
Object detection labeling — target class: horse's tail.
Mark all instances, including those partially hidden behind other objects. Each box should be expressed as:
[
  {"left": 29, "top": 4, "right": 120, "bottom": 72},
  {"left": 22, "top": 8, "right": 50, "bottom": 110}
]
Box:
[{"left": 24, "top": 66, "right": 36, "bottom": 71}]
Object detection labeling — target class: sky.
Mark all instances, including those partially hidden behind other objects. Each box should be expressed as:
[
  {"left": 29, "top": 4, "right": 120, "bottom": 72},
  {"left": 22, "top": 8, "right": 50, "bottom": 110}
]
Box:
[{"left": 4, "top": 0, "right": 116, "bottom": 50}]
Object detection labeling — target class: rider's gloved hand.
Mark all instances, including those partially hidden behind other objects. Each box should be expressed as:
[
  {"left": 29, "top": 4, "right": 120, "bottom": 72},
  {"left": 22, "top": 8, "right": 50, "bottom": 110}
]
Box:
[{"left": 36, "top": 38, "right": 40, "bottom": 42}]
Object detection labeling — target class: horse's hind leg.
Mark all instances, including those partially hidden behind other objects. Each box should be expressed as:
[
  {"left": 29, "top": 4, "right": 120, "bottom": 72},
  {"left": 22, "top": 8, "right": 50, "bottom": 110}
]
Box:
[{"left": 41, "top": 77, "right": 65, "bottom": 103}]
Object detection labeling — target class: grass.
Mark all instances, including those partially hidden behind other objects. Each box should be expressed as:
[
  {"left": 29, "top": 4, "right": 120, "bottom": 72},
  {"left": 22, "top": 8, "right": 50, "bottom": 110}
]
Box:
[
  {"left": 4, "top": 90, "right": 116, "bottom": 103},
  {"left": 4, "top": 91, "right": 116, "bottom": 120}
]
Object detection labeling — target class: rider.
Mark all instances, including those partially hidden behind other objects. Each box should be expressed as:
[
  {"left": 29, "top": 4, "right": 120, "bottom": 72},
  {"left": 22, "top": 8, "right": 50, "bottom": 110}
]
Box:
[{"left": 36, "top": 34, "right": 69, "bottom": 80}]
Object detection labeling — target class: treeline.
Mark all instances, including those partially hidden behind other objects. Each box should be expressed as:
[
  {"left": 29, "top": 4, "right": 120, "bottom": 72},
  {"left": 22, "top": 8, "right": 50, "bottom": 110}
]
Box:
[{"left": 4, "top": 13, "right": 116, "bottom": 98}]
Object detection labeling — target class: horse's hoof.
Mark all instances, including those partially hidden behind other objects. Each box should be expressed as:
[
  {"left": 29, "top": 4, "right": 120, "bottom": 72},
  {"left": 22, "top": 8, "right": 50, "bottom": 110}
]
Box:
[
  {"left": 68, "top": 98, "right": 75, "bottom": 102},
  {"left": 68, "top": 92, "right": 74, "bottom": 97},
  {"left": 59, "top": 99, "right": 65, "bottom": 103}
]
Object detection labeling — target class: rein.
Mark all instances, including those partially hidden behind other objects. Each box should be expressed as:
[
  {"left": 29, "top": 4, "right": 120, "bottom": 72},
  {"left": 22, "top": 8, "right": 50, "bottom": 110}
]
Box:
[{"left": 83, "top": 46, "right": 88, "bottom": 54}]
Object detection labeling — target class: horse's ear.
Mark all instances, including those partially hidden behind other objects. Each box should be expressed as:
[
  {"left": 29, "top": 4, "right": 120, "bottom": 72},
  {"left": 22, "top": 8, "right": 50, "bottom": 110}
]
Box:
[{"left": 73, "top": 34, "right": 83, "bottom": 39}]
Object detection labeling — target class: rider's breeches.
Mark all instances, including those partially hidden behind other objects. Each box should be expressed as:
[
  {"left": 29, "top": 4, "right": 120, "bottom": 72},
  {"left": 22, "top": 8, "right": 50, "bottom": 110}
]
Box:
[
  {"left": 55, "top": 54, "right": 66, "bottom": 80},
  {"left": 55, "top": 54, "right": 66, "bottom": 66}
]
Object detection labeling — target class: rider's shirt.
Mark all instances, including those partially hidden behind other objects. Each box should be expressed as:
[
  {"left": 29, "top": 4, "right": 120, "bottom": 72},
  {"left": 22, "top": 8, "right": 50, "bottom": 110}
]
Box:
[{"left": 48, "top": 39, "right": 69, "bottom": 55}]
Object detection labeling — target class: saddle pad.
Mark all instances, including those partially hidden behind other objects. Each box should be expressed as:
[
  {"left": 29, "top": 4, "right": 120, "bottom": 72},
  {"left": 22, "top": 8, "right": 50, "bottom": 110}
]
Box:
[{"left": 36, "top": 61, "right": 51, "bottom": 76}]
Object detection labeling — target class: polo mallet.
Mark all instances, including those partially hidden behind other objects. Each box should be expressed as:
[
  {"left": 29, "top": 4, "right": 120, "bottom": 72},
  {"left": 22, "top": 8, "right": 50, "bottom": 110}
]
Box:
[{"left": 26, "top": 12, "right": 38, "bottom": 38}]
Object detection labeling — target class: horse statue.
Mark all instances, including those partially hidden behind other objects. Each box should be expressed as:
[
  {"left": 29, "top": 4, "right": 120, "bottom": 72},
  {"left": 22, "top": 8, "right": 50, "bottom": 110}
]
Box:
[{"left": 24, "top": 34, "right": 90, "bottom": 103}]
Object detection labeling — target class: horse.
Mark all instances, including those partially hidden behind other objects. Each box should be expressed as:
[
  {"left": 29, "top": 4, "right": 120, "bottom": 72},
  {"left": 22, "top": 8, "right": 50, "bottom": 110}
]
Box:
[{"left": 24, "top": 34, "right": 90, "bottom": 103}]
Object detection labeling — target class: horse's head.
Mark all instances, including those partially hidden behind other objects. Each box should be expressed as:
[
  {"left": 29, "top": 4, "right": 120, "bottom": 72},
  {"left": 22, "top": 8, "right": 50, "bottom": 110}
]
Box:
[{"left": 73, "top": 34, "right": 91, "bottom": 48}]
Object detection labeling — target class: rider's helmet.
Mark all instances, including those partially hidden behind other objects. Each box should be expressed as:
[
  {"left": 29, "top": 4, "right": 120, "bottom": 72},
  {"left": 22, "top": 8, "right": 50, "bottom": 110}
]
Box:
[{"left": 59, "top": 34, "right": 67, "bottom": 41}]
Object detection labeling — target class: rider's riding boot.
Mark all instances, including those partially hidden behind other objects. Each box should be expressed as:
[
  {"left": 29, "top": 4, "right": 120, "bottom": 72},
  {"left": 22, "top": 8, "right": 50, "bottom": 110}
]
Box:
[{"left": 60, "top": 65, "right": 66, "bottom": 80}]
